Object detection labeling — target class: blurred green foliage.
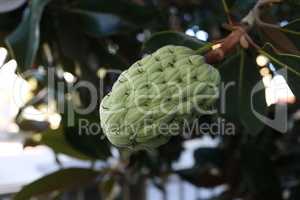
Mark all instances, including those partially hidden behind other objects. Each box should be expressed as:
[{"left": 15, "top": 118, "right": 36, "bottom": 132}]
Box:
[{"left": 1, "top": 0, "right": 300, "bottom": 200}]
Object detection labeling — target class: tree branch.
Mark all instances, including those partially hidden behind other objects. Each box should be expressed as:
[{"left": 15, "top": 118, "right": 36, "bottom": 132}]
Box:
[
  {"left": 204, "top": 0, "right": 284, "bottom": 64},
  {"left": 205, "top": 26, "right": 247, "bottom": 64}
]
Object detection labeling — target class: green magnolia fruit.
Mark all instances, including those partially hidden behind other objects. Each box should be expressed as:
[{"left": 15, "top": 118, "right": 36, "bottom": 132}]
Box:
[{"left": 100, "top": 45, "right": 220, "bottom": 150}]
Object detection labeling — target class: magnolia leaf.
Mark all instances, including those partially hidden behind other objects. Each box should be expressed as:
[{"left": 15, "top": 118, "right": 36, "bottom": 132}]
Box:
[
  {"left": 142, "top": 31, "right": 210, "bottom": 54},
  {"left": 74, "top": 0, "right": 159, "bottom": 27},
  {"left": 218, "top": 50, "right": 266, "bottom": 134},
  {"left": 40, "top": 127, "right": 94, "bottom": 160},
  {"left": 14, "top": 168, "right": 99, "bottom": 200},
  {"left": 5, "top": 0, "right": 50, "bottom": 71}
]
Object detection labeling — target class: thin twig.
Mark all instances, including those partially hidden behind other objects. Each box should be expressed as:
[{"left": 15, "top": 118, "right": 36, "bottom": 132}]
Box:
[
  {"left": 244, "top": 34, "right": 261, "bottom": 50},
  {"left": 205, "top": 26, "right": 247, "bottom": 64},
  {"left": 222, "top": 0, "right": 233, "bottom": 25},
  {"left": 204, "top": 0, "right": 285, "bottom": 64}
]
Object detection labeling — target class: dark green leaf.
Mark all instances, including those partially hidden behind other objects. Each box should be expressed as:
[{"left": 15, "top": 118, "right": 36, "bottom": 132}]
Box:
[
  {"left": 290, "top": 185, "right": 300, "bottom": 200},
  {"left": 40, "top": 128, "right": 94, "bottom": 160},
  {"left": 0, "top": 9, "right": 22, "bottom": 32},
  {"left": 5, "top": 0, "right": 50, "bottom": 71},
  {"left": 232, "top": 0, "right": 256, "bottom": 10},
  {"left": 218, "top": 53, "right": 240, "bottom": 124},
  {"left": 66, "top": 9, "right": 129, "bottom": 37},
  {"left": 176, "top": 166, "right": 225, "bottom": 188},
  {"left": 281, "top": 18, "right": 300, "bottom": 50},
  {"left": 194, "top": 147, "right": 224, "bottom": 168},
  {"left": 287, "top": 0, "right": 300, "bottom": 6},
  {"left": 14, "top": 168, "right": 99, "bottom": 200},
  {"left": 90, "top": 41, "right": 129, "bottom": 70},
  {"left": 101, "top": 176, "right": 116, "bottom": 197},
  {"left": 223, "top": 0, "right": 237, "bottom": 9},
  {"left": 142, "top": 31, "right": 210, "bottom": 54},
  {"left": 239, "top": 50, "right": 266, "bottom": 134},
  {"left": 62, "top": 103, "right": 111, "bottom": 160},
  {"left": 74, "top": 0, "right": 159, "bottom": 26},
  {"left": 218, "top": 50, "right": 266, "bottom": 134},
  {"left": 256, "top": 14, "right": 299, "bottom": 55},
  {"left": 229, "top": 0, "right": 256, "bottom": 17},
  {"left": 54, "top": 13, "right": 88, "bottom": 64},
  {"left": 241, "top": 141, "right": 281, "bottom": 200}
]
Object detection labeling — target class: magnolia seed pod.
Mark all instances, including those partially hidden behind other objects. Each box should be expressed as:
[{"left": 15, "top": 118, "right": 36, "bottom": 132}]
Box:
[{"left": 100, "top": 45, "right": 220, "bottom": 150}]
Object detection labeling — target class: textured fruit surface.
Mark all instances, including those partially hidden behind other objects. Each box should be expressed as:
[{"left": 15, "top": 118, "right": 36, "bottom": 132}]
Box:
[{"left": 100, "top": 45, "right": 220, "bottom": 150}]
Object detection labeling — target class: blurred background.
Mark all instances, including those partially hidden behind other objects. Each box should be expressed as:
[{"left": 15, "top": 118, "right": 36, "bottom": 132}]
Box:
[{"left": 1, "top": 0, "right": 300, "bottom": 200}]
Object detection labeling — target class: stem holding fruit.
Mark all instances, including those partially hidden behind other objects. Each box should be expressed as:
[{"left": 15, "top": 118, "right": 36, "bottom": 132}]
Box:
[{"left": 204, "top": 0, "right": 284, "bottom": 64}]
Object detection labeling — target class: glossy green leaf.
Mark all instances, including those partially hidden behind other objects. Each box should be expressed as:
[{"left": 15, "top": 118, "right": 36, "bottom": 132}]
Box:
[
  {"left": 14, "top": 168, "right": 99, "bottom": 200},
  {"left": 5, "top": 0, "right": 50, "bottom": 71},
  {"left": 142, "top": 31, "right": 210, "bottom": 54}
]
